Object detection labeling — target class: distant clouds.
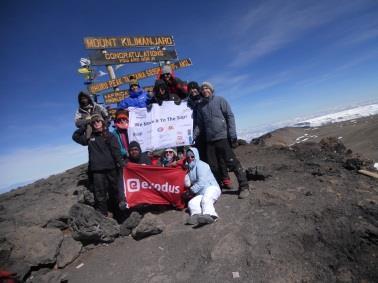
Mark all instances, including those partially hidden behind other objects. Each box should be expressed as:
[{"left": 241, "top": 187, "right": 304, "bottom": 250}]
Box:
[
  {"left": 230, "top": 0, "right": 376, "bottom": 66},
  {"left": 0, "top": 143, "right": 87, "bottom": 191}
]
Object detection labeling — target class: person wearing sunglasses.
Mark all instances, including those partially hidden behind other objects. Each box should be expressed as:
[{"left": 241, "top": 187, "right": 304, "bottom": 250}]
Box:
[
  {"left": 156, "top": 65, "right": 188, "bottom": 100},
  {"left": 184, "top": 147, "right": 221, "bottom": 226},
  {"left": 160, "top": 148, "right": 182, "bottom": 168},
  {"left": 72, "top": 114, "right": 125, "bottom": 218},
  {"left": 112, "top": 109, "right": 130, "bottom": 161}
]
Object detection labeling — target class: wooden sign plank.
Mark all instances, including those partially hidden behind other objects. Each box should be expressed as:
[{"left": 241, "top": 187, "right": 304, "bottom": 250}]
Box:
[
  {"left": 88, "top": 58, "right": 192, "bottom": 94},
  {"left": 89, "top": 50, "right": 177, "bottom": 66},
  {"left": 84, "top": 36, "right": 175, "bottom": 49},
  {"left": 103, "top": 86, "right": 154, "bottom": 105}
]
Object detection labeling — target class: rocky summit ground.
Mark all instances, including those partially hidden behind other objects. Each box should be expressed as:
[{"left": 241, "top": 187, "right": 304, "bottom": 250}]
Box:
[{"left": 1, "top": 119, "right": 377, "bottom": 282}]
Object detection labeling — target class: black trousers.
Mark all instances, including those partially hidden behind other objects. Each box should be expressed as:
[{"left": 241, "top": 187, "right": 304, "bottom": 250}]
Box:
[
  {"left": 206, "top": 139, "right": 248, "bottom": 189},
  {"left": 92, "top": 169, "right": 120, "bottom": 215}
]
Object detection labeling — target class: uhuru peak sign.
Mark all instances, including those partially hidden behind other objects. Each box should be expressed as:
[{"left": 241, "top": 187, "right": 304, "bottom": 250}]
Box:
[
  {"left": 89, "top": 49, "right": 177, "bottom": 66},
  {"left": 84, "top": 36, "right": 175, "bottom": 49},
  {"left": 88, "top": 58, "right": 192, "bottom": 94},
  {"left": 103, "top": 86, "right": 154, "bottom": 105}
]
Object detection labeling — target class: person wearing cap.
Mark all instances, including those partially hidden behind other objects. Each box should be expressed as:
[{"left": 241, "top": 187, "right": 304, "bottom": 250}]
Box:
[
  {"left": 157, "top": 65, "right": 188, "bottom": 100},
  {"left": 194, "top": 82, "right": 250, "bottom": 199},
  {"left": 184, "top": 147, "right": 221, "bottom": 226},
  {"left": 112, "top": 109, "right": 130, "bottom": 161},
  {"left": 128, "top": 141, "right": 151, "bottom": 165},
  {"left": 75, "top": 90, "right": 109, "bottom": 128},
  {"left": 72, "top": 114, "right": 125, "bottom": 217},
  {"left": 118, "top": 76, "right": 152, "bottom": 110}
]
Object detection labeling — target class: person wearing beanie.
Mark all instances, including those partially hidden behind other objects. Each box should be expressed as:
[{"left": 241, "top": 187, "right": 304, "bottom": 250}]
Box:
[
  {"left": 194, "top": 81, "right": 250, "bottom": 199},
  {"left": 128, "top": 141, "right": 151, "bottom": 165},
  {"left": 156, "top": 65, "right": 188, "bottom": 100},
  {"left": 187, "top": 81, "right": 207, "bottom": 161},
  {"left": 160, "top": 148, "right": 180, "bottom": 168},
  {"left": 184, "top": 147, "right": 221, "bottom": 226},
  {"left": 72, "top": 112, "right": 125, "bottom": 218},
  {"left": 112, "top": 109, "right": 130, "bottom": 160},
  {"left": 149, "top": 79, "right": 181, "bottom": 107},
  {"left": 74, "top": 90, "right": 109, "bottom": 128},
  {"left": 118, "top": 76, "right": 152, "bottom": 110}
]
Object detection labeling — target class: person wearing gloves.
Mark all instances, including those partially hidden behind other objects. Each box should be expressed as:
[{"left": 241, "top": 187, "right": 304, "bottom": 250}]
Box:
[
  {"left": 157, "top": 65, "right": 188, "bottom": 100},
  {"left": 184, "top": 147, "right": 221, "bottom": 226},
  {"left": 74, "top": 90, "right": 109, "bottom": 129},
  {"left": 118, "top": 76, "right": 151, "bottom": 110},
  {"left": 149, "top": 79, "right": 181, "bottom": 107},
  {"left": 194, "top": 82, "right": 250, "bottom": 199},
  {"left": 72, "top": 114, "right": 125, "bottom": 218}
]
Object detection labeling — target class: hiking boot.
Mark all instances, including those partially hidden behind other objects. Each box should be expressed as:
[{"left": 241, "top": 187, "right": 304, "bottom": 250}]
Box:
[
  {"left": 185, "top": 214, "right": 200, "bottom": 225},
  {"left": 238, "top": 186, "right": 250, "bottom": 199},
  {"left": 197, "top": 214, "right": 216, "bottom": 225}
]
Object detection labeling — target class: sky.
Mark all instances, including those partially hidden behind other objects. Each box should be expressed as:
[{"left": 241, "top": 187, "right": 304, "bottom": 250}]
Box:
[{"left": 1, "top": 0, "right": 377, "bottom": 191}]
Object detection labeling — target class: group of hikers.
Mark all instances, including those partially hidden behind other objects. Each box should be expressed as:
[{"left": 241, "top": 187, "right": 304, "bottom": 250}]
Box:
[{"left": 72, "top": 64, "right": 250, "bottom": 227}]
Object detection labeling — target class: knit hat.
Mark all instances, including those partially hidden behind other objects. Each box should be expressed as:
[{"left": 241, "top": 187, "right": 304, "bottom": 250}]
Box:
[
  {"left": 201, "top": 81, "right": 214, "bottom": 93},
  {"left": 90, "top": 114, "right": 104, "bottom": 123},
  {"left": 187, "top": 81, "right": 200, "bottom": 92},
  {"left": 115, "top": 109, "right": 129, "bottom": 121},
  {"left": 129, "top": 141, "right": 141, "bottom": 152},
  {"left": 162, "top": 65, "right": 172, "bottom": 74}
]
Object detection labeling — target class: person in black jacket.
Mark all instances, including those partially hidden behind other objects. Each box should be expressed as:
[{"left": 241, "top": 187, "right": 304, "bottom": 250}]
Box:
[
  {"left": 128, "top": 141, "right": 151, "bottom": 165},
  {"left": 73, "top": 114, "right": 125, "bottom": 216}
]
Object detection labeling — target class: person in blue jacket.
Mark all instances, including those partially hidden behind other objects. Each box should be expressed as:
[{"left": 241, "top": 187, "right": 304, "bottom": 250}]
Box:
[
  {"left": 184, "top": 147, "right": 221, "bottom": 226},
  {"left": 118, "top": 77, "right": 151, "bottom": 110}
]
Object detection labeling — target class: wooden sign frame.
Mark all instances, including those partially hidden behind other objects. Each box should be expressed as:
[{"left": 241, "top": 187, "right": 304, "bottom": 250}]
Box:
[
  {"left": 88, "top": 58, "right": 192, "bottom": 94},
  {"left": 84, "top": 36, "right": 175, "bottom": 49}
]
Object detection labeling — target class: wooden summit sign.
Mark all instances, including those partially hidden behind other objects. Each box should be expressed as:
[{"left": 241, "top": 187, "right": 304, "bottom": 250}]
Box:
[
  {"left": 103, "top": 86, "right": 154, "bottom": 104},
  {"left": 89, "top": 50, "right": 177, "bottom": 66},
  {"left": 88, "top": 58, "right": 192, "bottom": 94},
  {"left": 84, "top": 36, "right": 175, "bottom": 49}
]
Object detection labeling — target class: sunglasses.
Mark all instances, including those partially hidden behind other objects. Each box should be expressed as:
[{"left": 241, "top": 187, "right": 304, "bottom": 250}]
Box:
[
  {"left": 163, "top": 73, "right": 171, "bottom": 77},
  {"left": 165, "top": 150, "right": 174, "bottom": 154},
  {"left": 92, "top": 120, "right": 102, "bottom": 124},
  {"left": 187, "top": 155, "right": 195, "bottom": 160},
  {"left": 116, "top": 118, "right": 128, "bottom": 123}
]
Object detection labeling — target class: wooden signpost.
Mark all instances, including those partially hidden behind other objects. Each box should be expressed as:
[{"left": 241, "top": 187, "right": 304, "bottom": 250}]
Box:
[
  {"left": 88, "top": 58, "right": 192, "bottom": 94},
  {"left": 103, "top": 86, "right": 154, "bottom": 104},
  {"left": 81, "top": 34, "right": 191, "bottom": 107},
  {"left": 84, "top": 36, "right": 175, "bottom": 49},
  {"left": 89, "top": 49, "right": 177, "bottom": 66}
]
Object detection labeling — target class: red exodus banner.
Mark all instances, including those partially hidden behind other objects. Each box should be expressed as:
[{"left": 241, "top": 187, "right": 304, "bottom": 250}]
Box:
[{"left": 123, "top": 163, "right": 187, "bottom": 209}]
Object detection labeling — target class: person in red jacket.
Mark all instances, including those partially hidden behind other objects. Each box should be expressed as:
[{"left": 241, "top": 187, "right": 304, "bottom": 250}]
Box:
[{"left": 157, "top": 65, "right": 188, "bottom": 100}]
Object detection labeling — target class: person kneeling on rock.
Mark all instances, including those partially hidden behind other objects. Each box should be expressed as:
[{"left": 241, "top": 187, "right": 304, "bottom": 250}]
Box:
[{"left": 184, "top": 147, "right": 221, "bottom": 226}]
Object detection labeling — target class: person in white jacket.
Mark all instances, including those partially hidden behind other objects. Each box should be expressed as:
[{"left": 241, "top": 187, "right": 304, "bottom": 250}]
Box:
[{"left": 184, "top": 147, "right": 221, "bottom": 226}]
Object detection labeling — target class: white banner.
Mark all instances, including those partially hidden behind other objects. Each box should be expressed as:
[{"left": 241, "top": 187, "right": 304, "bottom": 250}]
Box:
[{"left": 128, "top": 101, "right": 193, "bottom": 152}]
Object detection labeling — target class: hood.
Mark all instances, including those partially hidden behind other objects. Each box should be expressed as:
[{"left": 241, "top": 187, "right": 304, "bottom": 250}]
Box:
[
  {"left": 129, "top": 87, "right": 144, "bottom": 98},
  {"left": 78, "top": 91, "right": 94, "bottom": 106},
  {"left": 187, "top": 147, "right": 200, "bottom": 160}
]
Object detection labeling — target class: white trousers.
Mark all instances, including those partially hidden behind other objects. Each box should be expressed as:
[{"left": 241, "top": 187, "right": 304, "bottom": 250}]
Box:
[{"left": 188, "top": 185, "right": 221, "bottom": 217}]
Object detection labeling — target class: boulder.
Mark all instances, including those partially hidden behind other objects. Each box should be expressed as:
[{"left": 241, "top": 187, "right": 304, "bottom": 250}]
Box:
[
  {"left": 132, "top": 213, "right": 164, "bottom": 240},
  {"left": 7, "top": 226, "right": 63, "bottom": 266},
  {"left": 57, "top": 236, "right": 82, "bottom": 268},
  {"left": 120, "top": 211, "right": 143, "bottom": 236},
  {"left": 69, "top": 203, "right": 120, "bottom": 244}
]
